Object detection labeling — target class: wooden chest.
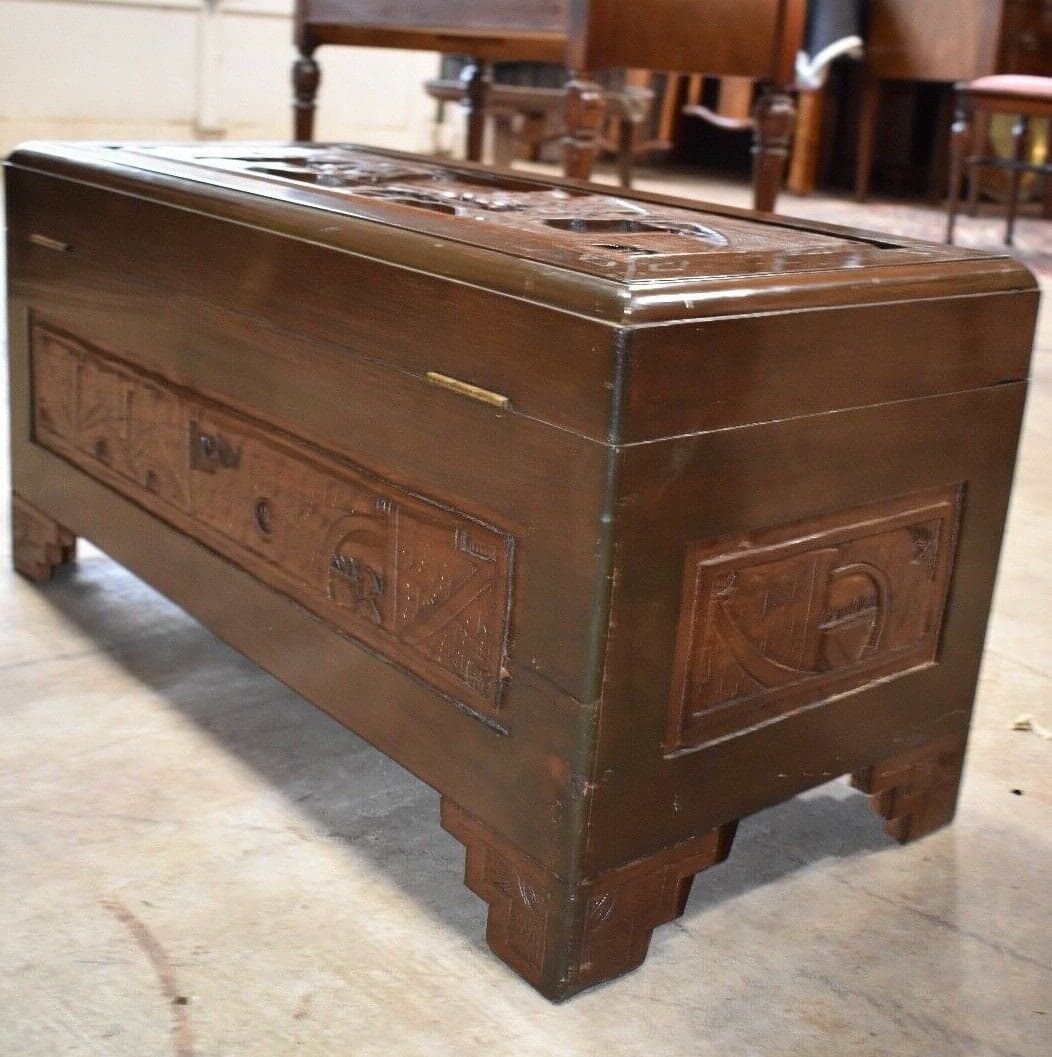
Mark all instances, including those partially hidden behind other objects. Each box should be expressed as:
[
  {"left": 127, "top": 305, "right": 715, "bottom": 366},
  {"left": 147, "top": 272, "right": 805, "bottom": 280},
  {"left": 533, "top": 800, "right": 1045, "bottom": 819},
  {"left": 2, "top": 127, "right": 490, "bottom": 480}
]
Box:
[{"left": 6, "top": 143, "right": 1038, "bottom": 1000}]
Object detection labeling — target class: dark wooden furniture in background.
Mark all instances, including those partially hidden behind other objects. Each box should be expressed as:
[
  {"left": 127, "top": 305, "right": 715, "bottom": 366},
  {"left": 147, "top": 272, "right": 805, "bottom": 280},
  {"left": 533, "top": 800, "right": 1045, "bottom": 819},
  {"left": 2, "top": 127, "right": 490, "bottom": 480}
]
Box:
[
  {"left": 7, "top": 141, "right": 1037, "bottom": 999},
  {"left": 423, "top": 76, "right": 655, "bottom": 188},
  {"left": 947, "top": 75, "right": 1052, "bottom": 245},
  {"left": 856, "top": 0, "right": 1052, "bottom": 201},
  {"left": 292, "top": 0, "right": 807, "bottom": 211}
]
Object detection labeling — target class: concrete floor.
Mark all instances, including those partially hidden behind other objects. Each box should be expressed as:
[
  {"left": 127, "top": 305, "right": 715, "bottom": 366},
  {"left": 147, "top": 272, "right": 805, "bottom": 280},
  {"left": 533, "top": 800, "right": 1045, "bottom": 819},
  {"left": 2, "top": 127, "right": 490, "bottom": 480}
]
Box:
[{"left": 2, "top": 170, "right": 1050, "bottom": 1057}]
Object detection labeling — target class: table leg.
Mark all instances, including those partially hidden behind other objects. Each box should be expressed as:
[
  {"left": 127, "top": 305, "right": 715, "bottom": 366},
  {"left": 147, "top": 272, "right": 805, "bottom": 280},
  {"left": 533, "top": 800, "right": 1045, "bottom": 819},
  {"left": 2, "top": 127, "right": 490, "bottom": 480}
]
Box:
[
  {"left": 292, "top": 50, "right": 320, "bottom": 142},
  {"left": 563, "top": 72, "right": 606, "bottom": 182},
  {"left": 752, "top": 87, "right": 796, "bottom": 213}
]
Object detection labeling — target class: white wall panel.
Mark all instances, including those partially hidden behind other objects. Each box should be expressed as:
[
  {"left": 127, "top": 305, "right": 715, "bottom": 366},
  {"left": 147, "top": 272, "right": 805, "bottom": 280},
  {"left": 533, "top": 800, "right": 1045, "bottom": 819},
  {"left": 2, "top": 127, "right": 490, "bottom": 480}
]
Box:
[{"left": 0, "top": 0, "right": 442, "bottom": 153}]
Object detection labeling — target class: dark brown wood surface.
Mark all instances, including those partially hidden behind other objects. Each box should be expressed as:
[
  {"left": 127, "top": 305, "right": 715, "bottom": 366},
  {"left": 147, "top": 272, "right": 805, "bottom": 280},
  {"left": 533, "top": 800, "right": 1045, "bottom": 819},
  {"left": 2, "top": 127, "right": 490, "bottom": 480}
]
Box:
[{"left": 6, "top": 142, "right": 1037, "bottom": 999}]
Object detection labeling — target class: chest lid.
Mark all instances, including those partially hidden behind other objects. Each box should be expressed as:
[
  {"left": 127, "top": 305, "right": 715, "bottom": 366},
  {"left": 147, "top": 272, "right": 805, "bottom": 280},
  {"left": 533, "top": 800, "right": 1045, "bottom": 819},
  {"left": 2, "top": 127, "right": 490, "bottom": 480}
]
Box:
[
  {"left": 7, "top": 142, "right": 1036, "bottom": 443},
  {"left": 8, "top": 141, "right": 1029, "bottom": 320}
]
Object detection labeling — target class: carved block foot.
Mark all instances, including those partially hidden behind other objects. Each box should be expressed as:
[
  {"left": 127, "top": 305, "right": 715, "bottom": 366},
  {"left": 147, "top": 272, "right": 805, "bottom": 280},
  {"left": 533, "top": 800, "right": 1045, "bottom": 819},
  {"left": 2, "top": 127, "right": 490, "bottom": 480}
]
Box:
[
  {"left": 851, "top": 734, "right": 967, "bottom": 843},
  {"left": 441, "top": 799, "right": 736, "bottom": 1000},
  {"left": 12, "top": 495, "right": 77, "bottom": 583}
]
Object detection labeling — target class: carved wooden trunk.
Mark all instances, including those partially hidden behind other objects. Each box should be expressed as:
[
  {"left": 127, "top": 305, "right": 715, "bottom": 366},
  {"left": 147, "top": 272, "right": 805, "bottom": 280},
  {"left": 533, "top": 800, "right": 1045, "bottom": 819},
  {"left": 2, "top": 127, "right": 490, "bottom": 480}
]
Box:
[{"left": 6, "top": 143, "right": 1038, "bottom": 1000}]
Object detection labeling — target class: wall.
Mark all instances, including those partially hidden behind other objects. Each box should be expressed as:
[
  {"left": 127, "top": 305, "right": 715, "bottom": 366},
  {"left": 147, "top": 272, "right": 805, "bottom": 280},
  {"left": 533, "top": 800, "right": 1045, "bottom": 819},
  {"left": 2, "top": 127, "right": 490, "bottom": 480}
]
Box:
[{"left": 0, "top": 0, "right": 445, "bottom": 154}]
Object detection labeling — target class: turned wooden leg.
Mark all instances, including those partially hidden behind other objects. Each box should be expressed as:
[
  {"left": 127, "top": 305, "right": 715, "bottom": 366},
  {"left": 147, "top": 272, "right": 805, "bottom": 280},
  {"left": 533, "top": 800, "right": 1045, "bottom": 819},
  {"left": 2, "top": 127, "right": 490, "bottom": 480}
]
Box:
[
  {"left": 292, "top": 50, "right": 320, "bottom": 142},
  {"left": 946, "top": 97, "right": 974, "bottom": 244},
  {"left": 442, "top": 799, "right": 737, "bottom": 1001},
  {"left": 563, "top": 72, "right": 606, "bottom": 183},
  {"left": 460, "top": 59, "right": 491, "bottom": 164},
  {"left": 851, "top": 734, "right": 967, "bottom": 844},
  {"left": 12, "top": 495, "right": 77, "bottom": 583},
  {"left": 752, "top": 87, "right": 796, "bottom": 213}
]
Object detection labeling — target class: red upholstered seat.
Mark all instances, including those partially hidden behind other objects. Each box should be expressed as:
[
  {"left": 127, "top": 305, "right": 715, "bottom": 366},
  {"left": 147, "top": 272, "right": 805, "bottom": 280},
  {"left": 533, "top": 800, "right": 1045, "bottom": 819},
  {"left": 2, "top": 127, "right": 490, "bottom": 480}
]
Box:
[{"left": 962, "top": 75, "right": 1052, "bottom": 99}]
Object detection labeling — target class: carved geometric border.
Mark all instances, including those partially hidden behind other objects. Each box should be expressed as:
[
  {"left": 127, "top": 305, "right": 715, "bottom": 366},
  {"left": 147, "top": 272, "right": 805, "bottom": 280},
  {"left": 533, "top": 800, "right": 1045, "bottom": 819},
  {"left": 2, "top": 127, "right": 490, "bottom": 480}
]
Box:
[
  {"left": 666, "top": 486, "right": 963, "bottom": 751},
  {"left": 29, "top": 320, "right": 516, "bottom": 725}
]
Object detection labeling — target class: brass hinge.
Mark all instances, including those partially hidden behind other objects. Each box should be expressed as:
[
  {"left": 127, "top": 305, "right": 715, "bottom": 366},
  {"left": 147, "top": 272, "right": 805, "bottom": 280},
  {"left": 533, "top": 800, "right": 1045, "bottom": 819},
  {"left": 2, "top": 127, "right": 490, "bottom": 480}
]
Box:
[
  {"left": 426, "top": 371, "right": 511, "bottom": 411},
  {"left": 29, "top": 233, "right": 71, "bottom": 252}
]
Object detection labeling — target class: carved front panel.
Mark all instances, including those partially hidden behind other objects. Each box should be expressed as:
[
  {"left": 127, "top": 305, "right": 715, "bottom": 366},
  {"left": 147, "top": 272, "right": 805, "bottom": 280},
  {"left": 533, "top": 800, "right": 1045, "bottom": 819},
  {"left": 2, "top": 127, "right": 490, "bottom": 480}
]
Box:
[
  {"left": 30, "top": 324, "right": 513, "bottom": 721},
  {"left": 667, "top": 489, "right": 962, "bottom": 750}
]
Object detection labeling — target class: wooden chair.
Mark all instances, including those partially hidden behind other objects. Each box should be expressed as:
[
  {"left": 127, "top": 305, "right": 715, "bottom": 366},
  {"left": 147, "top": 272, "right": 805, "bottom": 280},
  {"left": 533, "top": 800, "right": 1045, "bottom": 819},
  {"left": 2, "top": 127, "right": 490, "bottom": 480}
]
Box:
[
  {"left": 946, "top": 75, "right": 1052, "bottom": 245},
  {"left": 424, "top": 71, "right": 656, "bottom": 189}
]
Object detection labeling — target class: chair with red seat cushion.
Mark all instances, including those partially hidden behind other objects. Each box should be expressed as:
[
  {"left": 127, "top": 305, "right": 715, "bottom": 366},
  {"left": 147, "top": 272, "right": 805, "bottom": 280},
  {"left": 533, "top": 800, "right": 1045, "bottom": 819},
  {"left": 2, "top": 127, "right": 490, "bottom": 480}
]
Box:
[{"left": 946, "top": 74, "right": 1052, "bottom": 246}]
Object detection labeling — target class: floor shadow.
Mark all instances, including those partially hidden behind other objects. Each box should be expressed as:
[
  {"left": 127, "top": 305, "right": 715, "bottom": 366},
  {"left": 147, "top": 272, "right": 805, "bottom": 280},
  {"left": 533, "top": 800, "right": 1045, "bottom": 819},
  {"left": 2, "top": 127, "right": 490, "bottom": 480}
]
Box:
[{"left": 25, "top": 552, "right": 896, "bottom": 944}]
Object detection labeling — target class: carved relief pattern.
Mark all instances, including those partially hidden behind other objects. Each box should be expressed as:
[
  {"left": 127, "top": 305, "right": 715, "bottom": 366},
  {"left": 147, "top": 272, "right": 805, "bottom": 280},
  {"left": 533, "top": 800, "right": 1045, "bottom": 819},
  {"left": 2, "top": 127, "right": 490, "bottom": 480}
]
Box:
[
  {"left": 441, "top": 799, "right": 736, "bottom": 998},
  {"left": 31, "top": 324, "right": 513, "bottom": 719},
  {"left": 668, "top": 489, "right": 962, "bottom": 749},
  {"left": 11, "top": 494, "right": 76, "bottom": 583},
  {"left": 115, "top": 144, "right": 859, "bottom": 279}
]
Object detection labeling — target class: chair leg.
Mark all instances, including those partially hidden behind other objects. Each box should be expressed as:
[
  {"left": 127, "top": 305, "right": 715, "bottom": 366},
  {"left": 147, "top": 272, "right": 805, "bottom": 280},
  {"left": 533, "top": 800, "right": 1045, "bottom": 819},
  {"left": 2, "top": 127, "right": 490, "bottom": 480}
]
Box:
[
  {"left": 461, "top": 59, "right": 491, "bottom": 164},
  {"left": 617, "top": 117, "right": 636, "bottom": 189},
  {"left": 946, "top": 97, "right": 974, "bottom": 244},
  {"left": 1005, "top": 115, "right": 1031, "bottom": 247},
  {"left": 563, "top": 72, "right": 606, "bottom": 182},
  {"left": 492, "top": 112, "right": 516, "bottom": 169},
  {"left": 966, "top": 109, "right": 990, "bottom": 216},
  {"left": 752, "top": 87, "right": 796, "bottom": 213},
  {"left": 292, "top": 50, "right": 320, "bottom": 142}
]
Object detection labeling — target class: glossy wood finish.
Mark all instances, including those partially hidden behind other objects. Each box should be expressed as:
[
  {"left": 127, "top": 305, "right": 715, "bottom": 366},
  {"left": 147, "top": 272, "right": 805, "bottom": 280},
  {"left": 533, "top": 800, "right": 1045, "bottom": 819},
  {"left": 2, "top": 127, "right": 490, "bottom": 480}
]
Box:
[
  {"left": 6, "top": 142, "right": 1038, "bottom": 999},
  {"left": 855, "top": 0, "right": 1052, "bottom": 201},
  {"left": 292, "top": 0, "right": 806, "bottom": 211}
]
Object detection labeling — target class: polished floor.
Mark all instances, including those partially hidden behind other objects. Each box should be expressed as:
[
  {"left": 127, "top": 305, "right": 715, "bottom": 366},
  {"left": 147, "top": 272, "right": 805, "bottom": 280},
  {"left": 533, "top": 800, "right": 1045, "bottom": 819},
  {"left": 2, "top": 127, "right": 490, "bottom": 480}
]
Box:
[{"left": 2, "top": 171, "right": 1050, "bottom": 1057}]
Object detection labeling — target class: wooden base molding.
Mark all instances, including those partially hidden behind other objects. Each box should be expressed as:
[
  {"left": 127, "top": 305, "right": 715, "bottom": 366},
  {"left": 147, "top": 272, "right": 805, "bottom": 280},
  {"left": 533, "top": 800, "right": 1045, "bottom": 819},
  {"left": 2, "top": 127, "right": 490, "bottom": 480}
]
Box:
[
  {"left": 441, "top": 799, "right": 737, "bottom": 1001},
  {"left": 11, "top": 494, "right": 77, "bottom": 583},
  {"left": 852, "top": 734, "right": 967, "bottom": 843}
]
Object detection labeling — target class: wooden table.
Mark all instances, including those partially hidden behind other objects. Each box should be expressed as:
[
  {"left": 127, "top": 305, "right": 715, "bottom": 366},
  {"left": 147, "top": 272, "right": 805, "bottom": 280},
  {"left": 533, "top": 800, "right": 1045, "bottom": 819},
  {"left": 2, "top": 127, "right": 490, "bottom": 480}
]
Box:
[{"left": 293, "top": 0, "right": 807, "bottom": 211}]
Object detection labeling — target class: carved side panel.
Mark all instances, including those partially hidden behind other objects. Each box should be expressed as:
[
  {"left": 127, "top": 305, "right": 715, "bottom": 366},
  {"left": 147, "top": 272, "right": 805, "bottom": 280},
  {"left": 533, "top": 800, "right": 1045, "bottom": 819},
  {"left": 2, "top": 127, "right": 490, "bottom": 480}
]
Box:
[
  {"left": 667, "top": 488, "right": 962, "bottom": 750},
  {"left": 30, "top": 323, "right": 513, "bottom": 721}
]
